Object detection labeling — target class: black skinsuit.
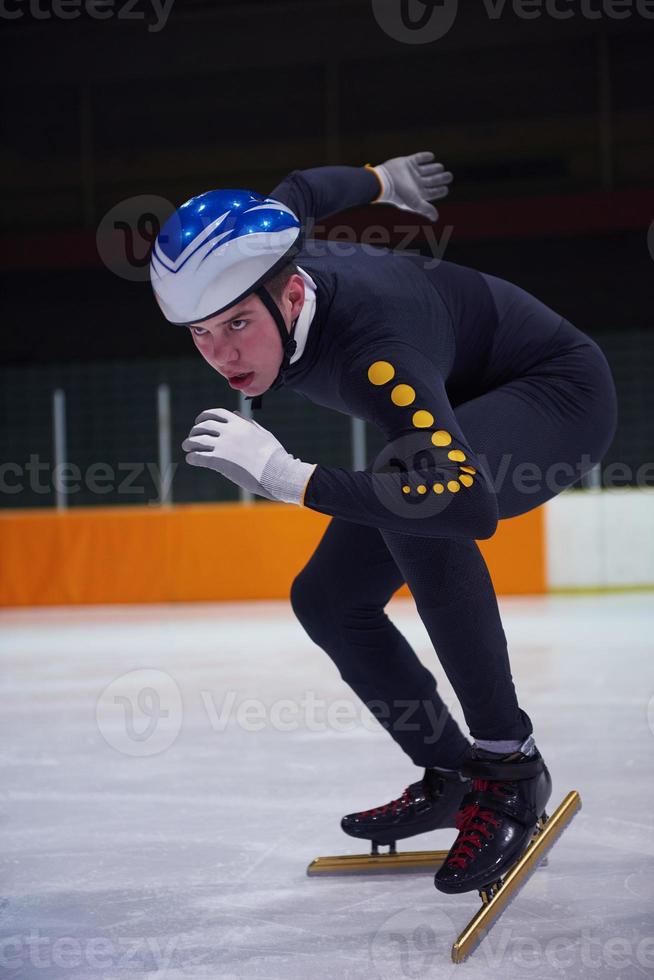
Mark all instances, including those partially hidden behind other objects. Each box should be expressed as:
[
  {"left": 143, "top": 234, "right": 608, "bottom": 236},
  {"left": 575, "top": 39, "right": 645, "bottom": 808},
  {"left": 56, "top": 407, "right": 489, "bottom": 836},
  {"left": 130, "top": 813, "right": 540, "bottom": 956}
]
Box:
[{"left": 268, "top": 165, "right": 617, "bottom": 767}]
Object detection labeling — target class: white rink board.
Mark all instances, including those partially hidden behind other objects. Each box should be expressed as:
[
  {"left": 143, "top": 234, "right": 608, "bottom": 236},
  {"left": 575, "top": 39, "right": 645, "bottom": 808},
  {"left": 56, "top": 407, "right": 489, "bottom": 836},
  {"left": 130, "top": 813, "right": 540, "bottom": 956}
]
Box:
[{"left": 545, "top": 489, "right": 654, "bottom": 590}]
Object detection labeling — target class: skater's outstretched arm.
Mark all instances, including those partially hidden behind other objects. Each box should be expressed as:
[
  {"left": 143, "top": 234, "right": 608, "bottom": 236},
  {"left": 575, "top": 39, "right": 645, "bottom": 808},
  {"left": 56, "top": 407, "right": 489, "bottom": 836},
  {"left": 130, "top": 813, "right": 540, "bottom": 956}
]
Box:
[
  {"left": 269, "top": 166, "right": 380, "bottom": 226},
  {"left": 269, "top": 151, "right": 453, "bottom": 226}
]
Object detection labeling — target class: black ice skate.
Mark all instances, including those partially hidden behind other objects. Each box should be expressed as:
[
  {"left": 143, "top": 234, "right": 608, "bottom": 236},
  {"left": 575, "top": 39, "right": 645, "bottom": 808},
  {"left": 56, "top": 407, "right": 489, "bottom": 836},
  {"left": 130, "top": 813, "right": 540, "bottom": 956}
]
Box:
[
  {"left": 308, "top": 744, "right": 582, "bottom": 964},
  {"left": 434, "top": 743, "right": 552, "bottom": 895},
  {"left": 307, "top": 765, "right": 472, "bottom": 877},
  {"left": 341, "top": 766, "right": 472, "bottom": 850}
]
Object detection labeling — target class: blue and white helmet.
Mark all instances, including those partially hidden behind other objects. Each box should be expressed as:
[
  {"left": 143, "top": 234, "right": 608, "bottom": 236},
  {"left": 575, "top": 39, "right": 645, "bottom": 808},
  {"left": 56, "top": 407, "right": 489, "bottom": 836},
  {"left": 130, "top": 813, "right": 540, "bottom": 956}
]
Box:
[{"left": 150, "top": 189, "right": 302, "bottom": 324}]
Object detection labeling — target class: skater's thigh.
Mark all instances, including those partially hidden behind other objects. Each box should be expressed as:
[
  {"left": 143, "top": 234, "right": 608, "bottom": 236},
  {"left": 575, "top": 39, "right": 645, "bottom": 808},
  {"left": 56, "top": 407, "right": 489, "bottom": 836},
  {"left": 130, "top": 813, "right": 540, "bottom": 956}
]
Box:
[
  {"left": 453, "top": 334, "right": 617, "bottom": 520},
  {"left": 292, "top": 516, "right": 404, "bottom": 607}
]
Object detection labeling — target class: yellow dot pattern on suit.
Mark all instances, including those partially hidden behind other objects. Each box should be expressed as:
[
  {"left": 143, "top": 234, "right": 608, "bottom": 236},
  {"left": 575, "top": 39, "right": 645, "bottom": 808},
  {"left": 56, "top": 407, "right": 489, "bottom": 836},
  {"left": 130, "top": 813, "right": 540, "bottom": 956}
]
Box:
[
  {"left": 391, "top": 384, "right": 416, "bottom": 407},
  {"left": 366, "top": 359, "right": 477, "bottom": 499},
  {"left": 412, "top": 410, "right": 434, "bottom": 428},
  {"left": 368, "top": 361, "right": 395, "bottom": 385}
]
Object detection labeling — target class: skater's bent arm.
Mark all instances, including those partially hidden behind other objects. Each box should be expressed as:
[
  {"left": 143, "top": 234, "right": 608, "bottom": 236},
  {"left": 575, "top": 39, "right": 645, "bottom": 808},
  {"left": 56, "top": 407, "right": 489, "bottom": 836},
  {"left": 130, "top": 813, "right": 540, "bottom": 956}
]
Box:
[
  {"left": 301, "top": 343, "right": 498, "bottom": 540},
  {"left": 268, "top": 166, "right": 380, "bottom": 226}
]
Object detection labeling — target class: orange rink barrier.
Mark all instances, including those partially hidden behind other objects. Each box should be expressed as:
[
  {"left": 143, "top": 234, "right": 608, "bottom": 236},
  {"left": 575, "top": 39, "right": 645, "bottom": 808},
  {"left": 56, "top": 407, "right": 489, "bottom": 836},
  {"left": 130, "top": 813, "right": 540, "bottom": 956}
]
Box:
[{"left": 0, "top": 503, "right": 545, "bottom": 607}]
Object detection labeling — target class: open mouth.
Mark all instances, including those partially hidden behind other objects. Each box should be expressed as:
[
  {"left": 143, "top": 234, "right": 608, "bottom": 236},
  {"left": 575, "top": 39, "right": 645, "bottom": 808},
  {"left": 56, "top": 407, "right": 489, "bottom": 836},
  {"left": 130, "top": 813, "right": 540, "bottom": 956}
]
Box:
[{"left": 228, "top": 371, "right": 254, "bottom": 387}]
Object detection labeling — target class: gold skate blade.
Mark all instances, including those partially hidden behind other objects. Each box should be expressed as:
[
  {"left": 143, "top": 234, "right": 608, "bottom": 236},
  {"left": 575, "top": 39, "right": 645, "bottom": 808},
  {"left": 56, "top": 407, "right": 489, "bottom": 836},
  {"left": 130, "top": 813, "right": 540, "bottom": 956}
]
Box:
[
  {"left": 451, "top": 790, "right": 582, "bottom": 964},
  {"left": 307, "top": 848, "right": 450, "bottom": 876}
]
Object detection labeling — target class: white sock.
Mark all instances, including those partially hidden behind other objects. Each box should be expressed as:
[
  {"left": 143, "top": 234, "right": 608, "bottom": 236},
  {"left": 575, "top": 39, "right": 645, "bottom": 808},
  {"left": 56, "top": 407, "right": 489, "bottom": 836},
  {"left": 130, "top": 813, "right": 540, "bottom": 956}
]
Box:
[{"left": 474, "top": 735, "right": 536, "bottom": 757}]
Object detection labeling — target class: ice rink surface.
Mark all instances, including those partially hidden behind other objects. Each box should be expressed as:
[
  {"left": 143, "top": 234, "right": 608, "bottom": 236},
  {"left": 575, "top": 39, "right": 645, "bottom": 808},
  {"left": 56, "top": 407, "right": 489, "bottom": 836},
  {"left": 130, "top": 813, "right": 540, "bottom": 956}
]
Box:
[{"left": 1, "top": 592, "right": 653, "bottom": 980}]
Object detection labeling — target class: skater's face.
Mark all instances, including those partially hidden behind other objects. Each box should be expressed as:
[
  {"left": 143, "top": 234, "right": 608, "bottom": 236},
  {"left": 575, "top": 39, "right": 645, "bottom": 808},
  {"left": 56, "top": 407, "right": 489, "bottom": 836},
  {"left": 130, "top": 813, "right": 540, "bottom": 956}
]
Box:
[{"left": 187, "top": 274, "right": 305, "bottom": 396}]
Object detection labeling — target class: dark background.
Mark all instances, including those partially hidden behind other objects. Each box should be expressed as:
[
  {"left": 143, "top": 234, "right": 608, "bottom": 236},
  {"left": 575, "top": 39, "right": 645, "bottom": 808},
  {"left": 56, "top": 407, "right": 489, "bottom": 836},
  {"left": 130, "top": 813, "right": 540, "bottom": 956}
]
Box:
[{"left": 1, "top": 0, "right": 653, "bottom": 506}]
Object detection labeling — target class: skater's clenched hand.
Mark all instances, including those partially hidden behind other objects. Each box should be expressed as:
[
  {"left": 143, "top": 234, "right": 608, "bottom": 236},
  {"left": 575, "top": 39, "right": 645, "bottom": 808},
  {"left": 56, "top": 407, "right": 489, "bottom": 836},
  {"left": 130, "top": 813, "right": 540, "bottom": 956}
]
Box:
[{"left": 182, "top": 408, "right": 317, "bottom": 505}]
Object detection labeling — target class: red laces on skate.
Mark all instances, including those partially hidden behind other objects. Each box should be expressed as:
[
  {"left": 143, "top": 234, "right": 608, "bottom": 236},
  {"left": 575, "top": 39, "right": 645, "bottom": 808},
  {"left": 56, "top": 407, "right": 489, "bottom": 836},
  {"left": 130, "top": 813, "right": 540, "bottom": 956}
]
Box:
[
  {"left": 446, "top": 778, "right": 513, "bottom": 869},
  {"left": 360, "top": 787, "right": 412, "bottom": 819}
]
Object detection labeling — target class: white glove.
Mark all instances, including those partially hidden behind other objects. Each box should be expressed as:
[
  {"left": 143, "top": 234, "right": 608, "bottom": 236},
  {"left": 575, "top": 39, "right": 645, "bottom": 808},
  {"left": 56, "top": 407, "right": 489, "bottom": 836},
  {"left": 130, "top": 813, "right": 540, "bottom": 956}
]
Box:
[
  {"left": 182, "top": 409, "right": 317, "bottom": 505},
  {"left": 368, "top": 150, "right": 453, "bottom": 221}
]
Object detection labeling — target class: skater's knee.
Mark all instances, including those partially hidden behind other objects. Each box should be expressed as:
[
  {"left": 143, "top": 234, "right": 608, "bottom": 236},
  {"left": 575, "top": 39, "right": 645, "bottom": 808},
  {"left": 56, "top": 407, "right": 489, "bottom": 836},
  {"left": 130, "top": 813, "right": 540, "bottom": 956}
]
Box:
[
  {"left": 291, "top": 571, "right": 349, "bottom": 655},
  {"left": 290, "top": 571, "right": 384, "bottom": 655},
  {"left": 290, "top": 570, "right": 331, "bottom": 631}
]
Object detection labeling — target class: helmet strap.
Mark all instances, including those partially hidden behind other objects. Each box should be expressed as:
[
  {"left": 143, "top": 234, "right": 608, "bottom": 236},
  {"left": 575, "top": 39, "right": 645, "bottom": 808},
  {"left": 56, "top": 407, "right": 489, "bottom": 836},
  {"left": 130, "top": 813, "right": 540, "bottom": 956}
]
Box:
[{"left": 246, "top": 285, "right": 298, "bottom": 411}]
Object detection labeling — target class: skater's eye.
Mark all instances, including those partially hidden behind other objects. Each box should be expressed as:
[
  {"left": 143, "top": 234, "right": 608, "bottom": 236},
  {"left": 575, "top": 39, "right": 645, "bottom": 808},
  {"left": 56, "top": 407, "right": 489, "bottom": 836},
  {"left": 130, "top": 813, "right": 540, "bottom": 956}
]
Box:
[{"left": 189, "top": 318, "right": 248, "bottom": 338}]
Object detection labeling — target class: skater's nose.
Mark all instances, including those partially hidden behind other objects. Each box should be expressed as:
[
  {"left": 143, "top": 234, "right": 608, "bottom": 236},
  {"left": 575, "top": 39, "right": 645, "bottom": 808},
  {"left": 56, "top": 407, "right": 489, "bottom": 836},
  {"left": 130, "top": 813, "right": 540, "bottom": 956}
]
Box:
[{"left": 212, "top": 336, "right": 239, "bottom": 372}]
